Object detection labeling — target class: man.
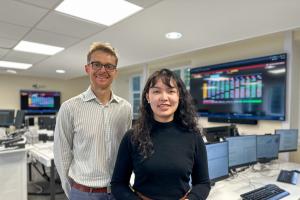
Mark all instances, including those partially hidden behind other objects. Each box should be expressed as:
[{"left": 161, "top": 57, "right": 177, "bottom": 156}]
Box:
[{"left": 54, "top": 42, "right": 132, "bottom": 200}]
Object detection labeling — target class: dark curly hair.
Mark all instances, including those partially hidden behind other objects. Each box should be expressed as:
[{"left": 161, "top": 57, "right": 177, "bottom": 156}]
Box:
[{"left": 132, "top": 68, "right": 201, "bottom": 159}]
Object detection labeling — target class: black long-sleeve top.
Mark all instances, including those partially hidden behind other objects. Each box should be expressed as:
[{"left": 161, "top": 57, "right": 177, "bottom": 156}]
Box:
[{"left": 111, "top": 120, "right": 211, "bottom": 200}]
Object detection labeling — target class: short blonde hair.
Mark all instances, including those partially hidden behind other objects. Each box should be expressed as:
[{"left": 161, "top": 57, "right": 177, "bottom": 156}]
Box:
[{"left": 87, "top": 42, "right": 118, "bottom": 65}]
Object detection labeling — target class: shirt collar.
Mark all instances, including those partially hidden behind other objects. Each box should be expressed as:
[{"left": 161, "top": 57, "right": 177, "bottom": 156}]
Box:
[{"left": 82, "top": 86, "right": 120, "bottom": 104}]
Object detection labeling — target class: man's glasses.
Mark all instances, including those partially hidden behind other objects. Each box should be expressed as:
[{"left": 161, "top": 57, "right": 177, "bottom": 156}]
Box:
[{"left": 89, "top": 61, "right": 117, "bottom": 72}]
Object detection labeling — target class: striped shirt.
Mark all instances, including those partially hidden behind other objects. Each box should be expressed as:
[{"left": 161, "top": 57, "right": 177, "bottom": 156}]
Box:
[{"left": 54, "top": 86, "right": 132, "bottom": 198}]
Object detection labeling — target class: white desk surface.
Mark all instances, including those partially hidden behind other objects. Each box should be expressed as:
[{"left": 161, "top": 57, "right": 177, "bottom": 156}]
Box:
[
  {"left": 28, "top": 142, "right": 53, "bottom": 167},
  {"left": 0, "top": 146, "right": 29, "bottom": 155},
  {"left": 208, "top": 161, "right": 300, "bottom": 200}
]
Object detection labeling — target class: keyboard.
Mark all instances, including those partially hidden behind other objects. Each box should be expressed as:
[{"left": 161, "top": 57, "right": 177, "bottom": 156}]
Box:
[
  {"left": 277, "top": 170, "right": 299, "bottom": 185},
  {"left": 240, "top": 184, "right": 289, "bottom": 200}
]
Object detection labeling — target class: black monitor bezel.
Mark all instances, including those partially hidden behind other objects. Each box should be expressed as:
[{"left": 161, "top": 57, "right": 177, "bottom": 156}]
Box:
[
  {"left": 275, "top": 129, "right": 299, "bottom": 152},
  {"left": 226, "top": 135, "right": 257, "bottom": 169},
  {"left": 256, "top": 134, "right": 280, "bottom": 163},
  {"left": 206, "top": 141, "right": 229, "bottom": 182}
]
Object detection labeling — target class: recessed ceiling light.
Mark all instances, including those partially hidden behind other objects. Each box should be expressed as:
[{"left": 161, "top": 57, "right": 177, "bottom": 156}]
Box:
[
  {"left": 0, "top": 61, "right": 32, "bottom": 69},
  {"left": 165, "top": 32, "right": 182, "bottom": 40},
  {"left": 14, "top": 41, "right": 64, "bottom": 55},
  {"left": 6, "top": 69, "right": 17, "bottom": 74},
  {"left": 55, "top": 0, "right": 142, "bottom": 26},
  {"left": 56, "top": 69, "right": 66, "bottom": 74}
]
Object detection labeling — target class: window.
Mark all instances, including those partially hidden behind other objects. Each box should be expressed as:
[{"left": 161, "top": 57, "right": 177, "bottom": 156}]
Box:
[
  {"left": 172, "top": 67, "right": 190, "bottom": 90},
  {"left": 130, "top": 75, "right": 141, "bottom": 118}
]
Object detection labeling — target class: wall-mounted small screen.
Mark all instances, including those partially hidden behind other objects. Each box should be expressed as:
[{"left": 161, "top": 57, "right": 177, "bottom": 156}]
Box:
[{"left": 20, "top": 90, "right": 60, "bottom": 115}]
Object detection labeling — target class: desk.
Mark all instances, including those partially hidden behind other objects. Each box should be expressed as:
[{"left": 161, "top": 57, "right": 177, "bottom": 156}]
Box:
[
  {"left": 28, "top": 142, "right": 56, "bottom": 200},
  {"left": 0, "top": 148, "right": 28, "bottom": 200},
  {"left": 208, "top": 162, "right": 300, "bottom": 200}
]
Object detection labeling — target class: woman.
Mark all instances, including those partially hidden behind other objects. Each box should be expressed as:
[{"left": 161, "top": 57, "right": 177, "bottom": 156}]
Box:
[{"left": 111, "top": 69, "right": 211, "bottom": 200}]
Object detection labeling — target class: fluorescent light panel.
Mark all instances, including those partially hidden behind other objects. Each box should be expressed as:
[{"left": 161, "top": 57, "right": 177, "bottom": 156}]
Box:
[
  {"left": 14, "top": 41, "right": 64, "bottom": 55},
  {"left": 56, "top": 69, "right": 66, "bottom": 74},
  {"left": 0, "top": 61, "right": 32, "bottom": 69},
  {"left": 55, "top": 0, "right": 142, "bottom": 26}
]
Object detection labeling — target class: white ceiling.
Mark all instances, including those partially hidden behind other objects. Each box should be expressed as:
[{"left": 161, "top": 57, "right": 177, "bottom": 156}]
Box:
[{"left": 1, "top": 0, "right": 300, "bottom": 79}]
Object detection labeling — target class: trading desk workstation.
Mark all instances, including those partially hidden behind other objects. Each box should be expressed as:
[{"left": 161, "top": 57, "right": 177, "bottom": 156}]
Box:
[
  {"left": 0, "top": 109, "right": 57, "bottom": 200},
  {"left": 204, "top": 126, "right": 300, "bottom": 200}
]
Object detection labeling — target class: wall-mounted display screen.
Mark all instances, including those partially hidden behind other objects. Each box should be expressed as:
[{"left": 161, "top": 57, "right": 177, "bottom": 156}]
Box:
[
  {"left": 20, "top": 90, "right": 60, "bottom": 115},
  {"left": 190, "top": 54, "right": 287, "bottom": 122}
]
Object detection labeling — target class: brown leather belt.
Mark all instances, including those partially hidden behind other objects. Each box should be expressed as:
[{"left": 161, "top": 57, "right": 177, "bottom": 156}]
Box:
[{"left": 72, "top": 182, "right": 110, "bottom": 193}]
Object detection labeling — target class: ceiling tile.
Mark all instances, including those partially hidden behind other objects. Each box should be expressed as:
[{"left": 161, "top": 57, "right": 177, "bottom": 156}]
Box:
[
  {"left": 0, "top": 0, "right": 48, "bottom": 26},
  {"left": 37, "top": 12, "right": 106, "bottom": 38},
  {"left": 3, "top": 50, "right": 48, "bottom": 64},
  {"left": 0, "top": 38, "right": 18, "bottom": 48},
  {"left": 25, "top": 29, "right": 80, "bottom": 48},
  {"left": 17, "top": 0, "right": 63, "bottom": 9},
  {"left": 0, "top": 21, "right": 30, "bottom": 40},
  {"left": 0, "top": 48, "right": 9, "bottom": 57}
]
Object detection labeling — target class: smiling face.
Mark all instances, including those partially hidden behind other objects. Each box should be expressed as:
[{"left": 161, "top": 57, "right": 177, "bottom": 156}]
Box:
[
  {"left": 146, "top": 78, "right": 179, "bottom": 122},
  {"left": 85, "top": 50, "right": 117, "bottom": 91}
]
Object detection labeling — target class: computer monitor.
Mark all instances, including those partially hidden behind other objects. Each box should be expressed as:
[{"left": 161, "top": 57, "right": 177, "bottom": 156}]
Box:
[
  {"left": 226, "top": 135, "right": 257, "bottom": 169},
  {"left": 38, "top": 116, "right": 56, "bottom": 130},
  {"left": 275, "top": 129, "right": 299, "bottom": 152},
  {"left": 14, "top": 110, "right": 26, "bottom": 129},
  {"left": 256, "top": 134, "right": 280, "bottom": 163},
  {"left": 0, "top": 109, "right": 15, "bottom": 127},
  {"left": 203, "top": 125, "right": 238, "bottom": 143},
  {"left": 205, "top": 141, "right": 229, "bottom": 182}
]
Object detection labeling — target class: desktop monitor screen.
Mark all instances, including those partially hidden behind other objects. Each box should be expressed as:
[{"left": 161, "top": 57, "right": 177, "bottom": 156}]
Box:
[
  {"left": 226, "top": 135, "right": 257, "bottom": 169},
  {"left": 14, "top": 110, "right": 26, "bottom": 129},
  {"left": 275, "top": 129, "right": 299, "bottom": 152},
  {"left": 0, "top": 109, "right": 15, "bottom": 127},
  {"left": 256, "top": 134, "right": 280, "bottom": 163},
  {"left": 205, "top": 141, "right": 229, "bottom": 182}
]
